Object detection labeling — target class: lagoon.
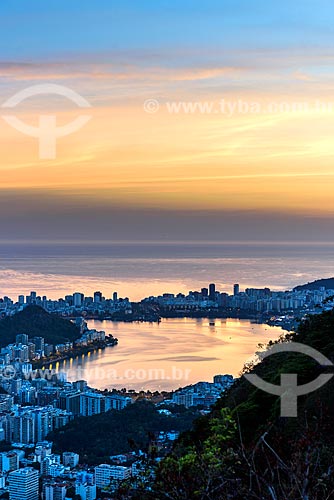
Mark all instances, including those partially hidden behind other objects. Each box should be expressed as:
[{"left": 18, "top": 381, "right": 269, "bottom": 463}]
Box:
[{"left": 55, "top": 318, "right": 283, "bottom": 391}]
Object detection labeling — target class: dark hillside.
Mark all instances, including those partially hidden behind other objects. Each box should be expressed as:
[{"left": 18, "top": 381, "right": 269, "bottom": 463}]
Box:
[
  {"left": 294, "top": 277, "right": 334, "bottom": 291},
  {"left": 48, "top": 400, "right": 199, "bottom": 464},
  {"left": 149, "top": 310, "right": 334, "bottom": 500},
  {"left": 0, "top": 306, "right": 79, "bottom": 346}
]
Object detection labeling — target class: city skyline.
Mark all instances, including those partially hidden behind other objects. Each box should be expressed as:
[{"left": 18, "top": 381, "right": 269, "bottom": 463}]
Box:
[{"left": 2, "top": 4, "right": 334, "bottom": 499}]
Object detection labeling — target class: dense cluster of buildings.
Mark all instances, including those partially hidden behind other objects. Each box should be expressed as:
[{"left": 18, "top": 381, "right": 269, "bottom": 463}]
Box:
[
  {"left": 0, "top": 424, "right": 183, "bottom": 499},
  {"left": 0, "top": 441, "right": 156, "bottom": 499},
  {"left": 0, "top": 290, "right": 132, "bottom": 317},
  {"left": 0, "top": 282, "right": 332, "bottom": 497},
  {"left": 0, "top": 380, "right": 136, "bottom": 499},
  {"left": 5, "top": 428, "right": 188, "bottom": 500},
  {"left": 0, "top": 325, "right": 235, "bottom": 498},
  {"left": 0, "top": 390, "right": 132, "bottom": 447},
  {"left": 0, "top": 324, "right": 107, "bottom": 367},
  {"left": 1, "top": 284, "right": 334, "bottom": 326},
  {"left": 0, "top": 328, "right": 134, "bottom": 498},
  {"left": 169, "top": 374, "right": 234, "bottom": 408},
  {"left": 0, "top": 327, "right": 132, "bottom": 441},
  {"left": 143, "top": 282, "right": 334, "bottom": 317},
  {"left": 0, "top": 329, "right": 234, "bottom": 498}
]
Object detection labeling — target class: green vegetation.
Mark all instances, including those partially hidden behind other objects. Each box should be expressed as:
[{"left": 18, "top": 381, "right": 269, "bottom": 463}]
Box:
[
  {"left": 48, "top": 400, "right": 199, "bottom": 464},
  {"left": 133, "top": 310, "right": 334, "bottom": 500},
  {"left": 0, "top": 305, "right": 79, "bottom": 346}
]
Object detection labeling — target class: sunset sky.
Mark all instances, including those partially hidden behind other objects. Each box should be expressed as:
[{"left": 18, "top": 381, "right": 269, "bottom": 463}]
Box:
[{"left": 1, "top": 0, "right": 334, "bottom": 243}]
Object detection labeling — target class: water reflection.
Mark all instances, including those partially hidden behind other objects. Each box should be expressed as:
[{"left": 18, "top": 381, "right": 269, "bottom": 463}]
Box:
[{"left": 57, "top": 318, "right": 283, "bottom": 391}]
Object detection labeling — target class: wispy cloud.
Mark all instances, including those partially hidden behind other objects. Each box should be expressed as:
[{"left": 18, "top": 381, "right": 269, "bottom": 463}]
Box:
[{"left": 0, "top": 61, "right": 244, "bottom": 83}]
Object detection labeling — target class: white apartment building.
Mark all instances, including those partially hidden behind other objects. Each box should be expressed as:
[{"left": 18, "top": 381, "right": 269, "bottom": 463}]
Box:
[
  {"left": 8, "top": 467, "right": 39, "bottom": 500},
  {"left": 94, "top": 464, "right": 131, "bottom": 488}
]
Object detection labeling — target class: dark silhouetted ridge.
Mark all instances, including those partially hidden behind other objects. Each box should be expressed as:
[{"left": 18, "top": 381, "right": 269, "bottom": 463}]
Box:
[{"left": 0, "top": 305, "right": 79, "bottom": 347}]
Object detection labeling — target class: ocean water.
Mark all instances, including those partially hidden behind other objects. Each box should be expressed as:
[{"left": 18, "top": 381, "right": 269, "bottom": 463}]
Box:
[
  {"left": 0, "top": 242, "right": 333, "bottom": 301},
  {"left": 1, "top": 241, "right": 330, "bottom": 390}
]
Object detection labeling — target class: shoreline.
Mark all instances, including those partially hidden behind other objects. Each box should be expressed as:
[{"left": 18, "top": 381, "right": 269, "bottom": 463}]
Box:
[
  {"left": 32, "top": 337, "right": 118, "bottom": 369},
  {"left": 77, "top": 311, "right": 295, "bottom": 332},
  {"left": 32, "top": 314, "right": 293, "bottom": 370},
  {"left": 29, "top": 317, "right": 289, "bottom": 395}
]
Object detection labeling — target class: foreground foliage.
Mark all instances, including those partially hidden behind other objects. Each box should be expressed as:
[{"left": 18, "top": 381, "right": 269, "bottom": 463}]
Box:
[{"left": 132, "top": 311, "right": 334, "bottom": 500}]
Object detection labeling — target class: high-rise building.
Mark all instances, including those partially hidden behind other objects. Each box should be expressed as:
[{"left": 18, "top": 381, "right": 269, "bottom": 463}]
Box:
[
  {"left": 72, "top": 380, "right": 87, "bottom": 392},
  {"left": 209, "top": 283, "right": 216, "bottom": 301},
  {"left": 73, "top": 292, "right": 83, "bottom": 308},
  {"left": 62, "top": 451, "right": 79, "bottom": 468},
  {"left": 44, "top": 482, "right": 67, "bottom": 500},
  {"left": 80, "top": 392, "right": 105, "bottom": 416},
  {"left": 93, "top": 291, "right": 102, "bottom": 304},
  {"left": 14, "top": 344, "right": 29, "bottom": 362},
  {"left": 18, "top": 385, "right": 36, "bottom": 405},
  {"left": 41, "top": 454, "right": 61, "bottom": 476},
  {"left": 94, "top": 464, "right": 112, "bottom": 488},
  {"left": 105, "top": 395, "right": 132, "bottom": 411},
  {"left": 65, "top": 294, "right": 73, "bottom": 306},
  {"left": 113, "top": 291, "right": 118, "bottom": 302},
  {"left": 0, "top": 451, "right": 19, "bottom": 473},
  {"left": 12, "top": 414, "right": 35, "bottom": 444},
  {"left": 27, "top": 342, "right": 36, "bottom": 360},
  {"left": 75, "top": 317, "right": 86, "bottom": 334},
  {"left": 59, "top": 390, "right": 81, "bottom": 416},
  {"left": 33, "top": 409, "right": 52, "bottom": 442},
  {"left": 35, "top": 441, "right": 53, "bottom": 462},
  {"left": 32, "top": 337, "right": 45, "bottom": 352},
  {"left": 75, "top": 472, "right": 96, "bottom": 500},
  {"left": 8, "top": 467, "right": 39, "bottom": 500},
  {"left": 30, "top": 292, "right": 37, "bottom": 305},
  {"left": 172, "top": 392, "right": 194, "bottom": 408},
  {"left": 95, "top": 464, "right": 131, "bottom": 488},
  {"left": 0, "top": 394, "right": 13, "bottom": 412},
  {"left": 16, "top": 334, "right": 29, "bottom": 345},
  {"left": 11, "top": 379, "right": 22, "bottom": 395},
  {"left": 44, "top": 344, "right": 54, "bottom": 356},
  {"left": 233, "top": 284, "right": 240, "bottom": 296}
]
